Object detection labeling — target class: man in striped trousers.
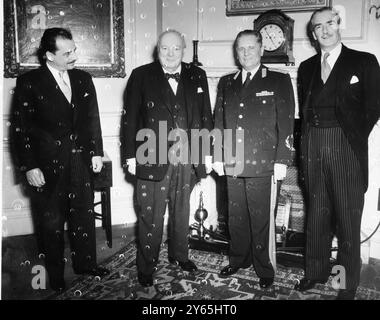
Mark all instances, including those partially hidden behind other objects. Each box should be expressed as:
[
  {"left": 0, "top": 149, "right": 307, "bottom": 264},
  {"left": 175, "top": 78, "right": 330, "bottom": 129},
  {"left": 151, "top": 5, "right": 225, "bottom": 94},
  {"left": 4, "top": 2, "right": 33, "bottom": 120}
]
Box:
[{"left": 295, "top": 7, "right": 380, "bottom": 299}]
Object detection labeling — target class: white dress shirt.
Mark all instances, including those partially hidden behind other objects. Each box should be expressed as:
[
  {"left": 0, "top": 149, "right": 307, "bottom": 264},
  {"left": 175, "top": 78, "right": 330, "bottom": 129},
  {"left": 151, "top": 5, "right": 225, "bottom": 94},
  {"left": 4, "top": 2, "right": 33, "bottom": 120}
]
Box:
[
  {"left": 46, "top": 63, "right": 72, "bottom": 101},
  {"left": 242, "top": 64, "right": 260, "bottom": 84},
  {"left": 162, "top": 65, "right": 182, "bottom": 94},
  {"left": 321, "top": 42, "right": 342, "bottom": 70}
]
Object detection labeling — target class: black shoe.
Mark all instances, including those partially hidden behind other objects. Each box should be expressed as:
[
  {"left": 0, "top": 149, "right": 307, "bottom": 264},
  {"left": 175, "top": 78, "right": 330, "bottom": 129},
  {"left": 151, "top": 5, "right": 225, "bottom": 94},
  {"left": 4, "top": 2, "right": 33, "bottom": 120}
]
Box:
[
  {"left": 138, "top": 272, "right": 153, "bottom": 287},
  {"left": 259, "top": 277, "right": 274, "bottom": 289},
  {"left": 294, "top": 278, "right": 327, "bottom": 291},
  {"left": 219, "top": 265, "right": 239, "bottom": 278},
  {"left": 336, "top": 288, "right": 357, "bottom": 300},
  {"left": 169, "top": 257, "right": 198, "bottom": 272},
  {"left": 74, "top": 266, "right": 110, "bottom": 277}
]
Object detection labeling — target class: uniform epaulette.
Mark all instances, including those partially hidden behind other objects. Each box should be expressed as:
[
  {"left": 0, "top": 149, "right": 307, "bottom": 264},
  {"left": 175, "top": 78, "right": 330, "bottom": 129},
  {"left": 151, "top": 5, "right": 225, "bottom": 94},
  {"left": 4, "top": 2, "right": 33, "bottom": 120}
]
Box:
[
  {"left": 233, "top": 70, "right": 241, "bottom": 80},
  {"left": 268, "top": 67, "right": 289, "bottom": 74}
]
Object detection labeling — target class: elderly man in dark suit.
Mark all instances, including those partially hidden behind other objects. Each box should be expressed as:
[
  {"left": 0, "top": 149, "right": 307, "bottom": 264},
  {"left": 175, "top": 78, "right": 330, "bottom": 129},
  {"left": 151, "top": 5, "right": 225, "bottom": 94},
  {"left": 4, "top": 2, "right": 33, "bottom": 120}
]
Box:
[
  {"left": 295, "top": 7, "right": 380, "bottom": 299},
  {"left": 13, "top": 28, "right": 109, "bottom": 292},
  {"left": 213, "top": 30, "right": 295, "bottom": 288},
  {"left": 122, "top": 30, "right": 213, "bottom": 287}
]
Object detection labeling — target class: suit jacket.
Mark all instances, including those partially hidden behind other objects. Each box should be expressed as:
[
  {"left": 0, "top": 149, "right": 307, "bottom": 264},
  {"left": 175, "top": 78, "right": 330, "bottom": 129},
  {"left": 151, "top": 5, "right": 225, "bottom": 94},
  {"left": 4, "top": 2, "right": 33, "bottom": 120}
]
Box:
[
  {"left": 298, "top": 45, "right": 380, "bottom": 190},
  {"left": 214, "top": 65, "right": 295, "bottom": 177},
  {"left": 13, "top": 66, "right": 103, "bottom": 193},
  {"left": 122, "top": 61, "right": 213, "bottom": 181}
]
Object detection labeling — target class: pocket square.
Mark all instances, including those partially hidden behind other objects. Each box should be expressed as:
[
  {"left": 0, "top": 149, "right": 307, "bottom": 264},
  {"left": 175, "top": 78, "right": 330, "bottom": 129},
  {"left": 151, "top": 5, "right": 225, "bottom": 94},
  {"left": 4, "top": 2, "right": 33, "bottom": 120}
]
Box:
[
  {"left": 197, "top": 87, "right": 203, "bottom": 93},
  {"left": 84, "top": 92, "right": 90, "bottom": 97},
  {"left": 350, "top": 75, "right": 359, "bottom": 84}
]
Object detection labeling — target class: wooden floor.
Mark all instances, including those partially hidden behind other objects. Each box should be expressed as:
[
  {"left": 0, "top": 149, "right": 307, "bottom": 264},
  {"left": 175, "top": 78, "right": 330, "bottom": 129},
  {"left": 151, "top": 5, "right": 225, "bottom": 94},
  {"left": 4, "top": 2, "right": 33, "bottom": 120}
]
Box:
[{"left": 2, "top": 225, "right": 380, "bottom": 300}]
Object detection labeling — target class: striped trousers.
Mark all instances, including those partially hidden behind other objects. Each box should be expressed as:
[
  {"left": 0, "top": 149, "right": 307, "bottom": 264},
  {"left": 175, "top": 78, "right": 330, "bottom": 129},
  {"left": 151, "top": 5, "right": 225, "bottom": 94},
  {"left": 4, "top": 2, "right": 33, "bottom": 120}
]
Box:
[{"left": 302, "top": 126, "right": 364, "bottom": 290}]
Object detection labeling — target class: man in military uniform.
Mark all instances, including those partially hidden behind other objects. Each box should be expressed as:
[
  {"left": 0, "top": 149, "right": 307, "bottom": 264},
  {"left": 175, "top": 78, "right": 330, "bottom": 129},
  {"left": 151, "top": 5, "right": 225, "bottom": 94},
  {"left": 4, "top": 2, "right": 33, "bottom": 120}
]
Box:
[{"left": 213, "top": 30, "right": 295, "bottom": 288}]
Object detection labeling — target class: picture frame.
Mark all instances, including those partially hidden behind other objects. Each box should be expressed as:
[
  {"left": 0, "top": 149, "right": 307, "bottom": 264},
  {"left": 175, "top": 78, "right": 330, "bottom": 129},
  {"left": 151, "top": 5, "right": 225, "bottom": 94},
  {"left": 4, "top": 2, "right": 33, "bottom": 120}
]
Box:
[
  {"left": 4, "top": 0, "right": 125, "bottom": 78},
  {"left": 226, "top": 0, "right": 332, "bottom": 16}
]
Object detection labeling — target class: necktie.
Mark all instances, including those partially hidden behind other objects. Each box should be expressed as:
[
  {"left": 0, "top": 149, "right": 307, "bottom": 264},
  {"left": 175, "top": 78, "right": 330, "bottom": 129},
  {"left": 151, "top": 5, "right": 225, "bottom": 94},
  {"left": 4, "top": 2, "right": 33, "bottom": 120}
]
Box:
[
  {"left": 59, "top": 71, "right": 72, "bottom": 102},
  {"left": 243, "top": 72, "right": 251, "bottom": 89},
  {"left": 321, "top": 52, "right": 331, "bottom": 84},
  {"left": 164, "top": 72, "right": 180, "bottom": 82}
]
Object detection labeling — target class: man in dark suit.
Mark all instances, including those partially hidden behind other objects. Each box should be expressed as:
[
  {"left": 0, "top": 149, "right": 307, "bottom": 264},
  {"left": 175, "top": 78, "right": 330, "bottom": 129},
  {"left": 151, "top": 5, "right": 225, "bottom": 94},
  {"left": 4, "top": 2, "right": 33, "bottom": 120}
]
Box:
[
  {"left": 295, "top": 7, "right": 380, "bottom": 299},
  {"left": 213, "top": 30, "right": 295, "bottom": 288},
  {"left": 13, "top": 28, "right": 109, "bottom": 292},
  {"left": 122, "top": 30, "right": 213, "bottom": 287}
]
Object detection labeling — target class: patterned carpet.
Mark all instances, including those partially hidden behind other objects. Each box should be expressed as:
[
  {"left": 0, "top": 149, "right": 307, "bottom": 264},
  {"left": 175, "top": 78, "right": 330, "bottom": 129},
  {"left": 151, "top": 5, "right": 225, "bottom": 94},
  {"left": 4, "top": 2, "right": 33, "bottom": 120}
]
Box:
[{"left": 52, "top": 241, "right": 380, "bottom": 300}]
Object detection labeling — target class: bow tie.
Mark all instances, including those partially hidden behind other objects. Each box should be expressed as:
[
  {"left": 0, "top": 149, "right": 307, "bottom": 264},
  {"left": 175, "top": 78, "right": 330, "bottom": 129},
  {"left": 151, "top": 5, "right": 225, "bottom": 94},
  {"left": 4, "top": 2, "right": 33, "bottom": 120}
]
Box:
[{"left": 164, "top": 72, "right": 180, "bottom": 82}]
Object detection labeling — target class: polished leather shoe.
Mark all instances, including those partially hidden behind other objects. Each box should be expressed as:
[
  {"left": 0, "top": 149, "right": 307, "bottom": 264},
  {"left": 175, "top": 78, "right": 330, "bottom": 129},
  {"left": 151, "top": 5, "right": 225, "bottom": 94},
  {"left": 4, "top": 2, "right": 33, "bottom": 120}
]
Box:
[
  {"left": 169, "top": 257, "right": 198, "bottom": 272},
  {"left": 138, "top": 272, "right": 153, "bottom": 287},
  {"left": 259, "top": 277, "right": 274, "bottom": 289},
  {"left": 219, "top": 265, "right": 239, "bottom": 278},
  {"left": 336, "top": 288, "right": 357, "bottom": 300},
  {"left": 294, "top": 278, "right": 327, "bottom": 291},
  {"left": 74, "top": 266, "right": 110, "bottom": 277}
]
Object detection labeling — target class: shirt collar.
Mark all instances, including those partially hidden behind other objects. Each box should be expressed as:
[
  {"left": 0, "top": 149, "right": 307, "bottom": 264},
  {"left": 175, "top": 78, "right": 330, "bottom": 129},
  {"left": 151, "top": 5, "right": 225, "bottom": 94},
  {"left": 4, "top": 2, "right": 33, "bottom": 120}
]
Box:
[
  {"left": 321, "top": 42, "right": 342, "bottom": 66},
  {"left": 46, "top": 62, "right": 68, "bottom": 78},
  {"left": 242, "top": 64, "right": 260, "bottom": 83}
]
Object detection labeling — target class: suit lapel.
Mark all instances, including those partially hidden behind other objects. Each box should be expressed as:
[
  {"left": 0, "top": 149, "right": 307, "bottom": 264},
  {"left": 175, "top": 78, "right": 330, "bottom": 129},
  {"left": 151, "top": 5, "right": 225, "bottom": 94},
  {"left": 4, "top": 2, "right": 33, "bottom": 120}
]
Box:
[
  {"left": 240, "top": 65, "right": 266, "bottom": 100},
  {"left": 226, "top": 71, "right": 243, "bottom": 130},
  {"left": 181, "top": 63, "right": 196, "bottom": 126},
  {"left": 68, "top": 70, "right": 79, "bottom": 125},
  {"left": 333, "top": 45, "right": 351, "bottom": 102},
  {"left": 302, "top": 54, "right": 321, "bottom": 116},
  {"left": 232, "top": 70, "right": 242, "bottom": 95},
  {"left": 40, "top": 66, "right": 72, "bottom": 113},
  {"left": 151, "top": 61, "right": 174, "bottom": 116}
]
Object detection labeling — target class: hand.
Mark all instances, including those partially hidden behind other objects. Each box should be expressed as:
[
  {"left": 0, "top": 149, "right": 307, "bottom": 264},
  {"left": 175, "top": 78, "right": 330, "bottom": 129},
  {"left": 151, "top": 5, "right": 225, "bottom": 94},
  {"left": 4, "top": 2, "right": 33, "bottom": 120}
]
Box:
[
  {"left": 126, "top": 158, "right": 136, "bottom": 175},
  {"left": 205, "top": 156, "right": 213, "bottom": 174},
  {"left": 213, "top": 161, "right": 225, "bottom": 176},
  {"left": 92, "top": 156, "right": 103, "bottom": 173},
  {"left": 26, "top": 168, "right": 45, "bottom": 188},
  {"left": 274, "top": 163, "right": 287, "bottom": 182}
]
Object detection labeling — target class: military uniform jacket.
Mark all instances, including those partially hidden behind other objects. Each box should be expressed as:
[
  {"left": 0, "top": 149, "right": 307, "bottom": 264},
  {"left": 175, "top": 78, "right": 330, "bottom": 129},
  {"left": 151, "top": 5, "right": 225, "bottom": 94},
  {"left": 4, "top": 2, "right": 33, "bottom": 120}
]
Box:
[
  {"left": 122, "top": 61, "right": 213, "bottom": 181},
  {"left": 13, "top": 66, "right": 104, "bottom": 194},
  {"left": 298, "top": 45, "right": 380, "bottom": 191},
  {"left": 214, "top": 65, "right": 295, "bottom": 177}
]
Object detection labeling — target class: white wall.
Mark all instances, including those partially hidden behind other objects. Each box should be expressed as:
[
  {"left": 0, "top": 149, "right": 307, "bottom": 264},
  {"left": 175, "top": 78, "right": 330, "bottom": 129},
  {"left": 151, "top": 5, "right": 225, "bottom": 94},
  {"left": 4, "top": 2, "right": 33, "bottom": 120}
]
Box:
[{"left": 2, "top": 0, "right": 380, "bottom": 259}]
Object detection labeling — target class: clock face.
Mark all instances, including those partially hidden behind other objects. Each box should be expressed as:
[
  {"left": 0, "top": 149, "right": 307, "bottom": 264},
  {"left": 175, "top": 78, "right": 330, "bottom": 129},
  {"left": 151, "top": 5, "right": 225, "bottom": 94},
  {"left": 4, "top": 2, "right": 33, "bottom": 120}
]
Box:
[{"left": 260, "top": 24, "right": 285, "bottom": 52}]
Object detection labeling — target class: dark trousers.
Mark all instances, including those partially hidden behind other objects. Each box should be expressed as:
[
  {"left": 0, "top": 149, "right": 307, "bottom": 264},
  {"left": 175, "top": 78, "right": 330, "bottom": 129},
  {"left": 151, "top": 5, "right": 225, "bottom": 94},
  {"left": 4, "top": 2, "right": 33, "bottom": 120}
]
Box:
[
  {"left": 226, "top": 176, "right": 274, "bottom": 278},
  {"left": 136, "top": 164, "right": 193, "bottom": 276},
  {"left": 303, "top": 126, "right": 364, "bottom": 290},
  {"left": 31, "top": 155, "right": 97, "bottom": 285}
]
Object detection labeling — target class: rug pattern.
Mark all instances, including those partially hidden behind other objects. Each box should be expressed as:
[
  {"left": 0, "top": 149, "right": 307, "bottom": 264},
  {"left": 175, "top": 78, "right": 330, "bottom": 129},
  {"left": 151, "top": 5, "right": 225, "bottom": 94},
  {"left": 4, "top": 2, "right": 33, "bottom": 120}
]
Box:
[{"left": 53, "top": 241, "right": 380, "bottom": 300}]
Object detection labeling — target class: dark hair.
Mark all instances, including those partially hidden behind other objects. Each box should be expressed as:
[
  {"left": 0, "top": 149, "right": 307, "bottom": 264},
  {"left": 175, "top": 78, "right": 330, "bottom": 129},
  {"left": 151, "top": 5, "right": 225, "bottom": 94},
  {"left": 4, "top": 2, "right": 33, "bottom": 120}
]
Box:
[
  {"left": 233, "top": 30, "right": 262, "bottom": 67},
  {"left": 307, "top": 6, "right": 341, "bottom": 49},
  {"left": 37, "top": 28, "right": 73, "bottom": 64}
]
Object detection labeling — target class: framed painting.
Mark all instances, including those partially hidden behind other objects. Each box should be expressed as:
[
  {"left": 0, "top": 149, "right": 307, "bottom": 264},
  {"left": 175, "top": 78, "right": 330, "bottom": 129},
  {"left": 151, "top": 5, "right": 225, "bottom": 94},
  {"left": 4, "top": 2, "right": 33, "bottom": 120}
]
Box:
[
  {"left": 4, "top": 0, "right": 125, "bottom": 78},
  {"left": 226, "top": 0, "right": 332, "bottom": 16}
]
